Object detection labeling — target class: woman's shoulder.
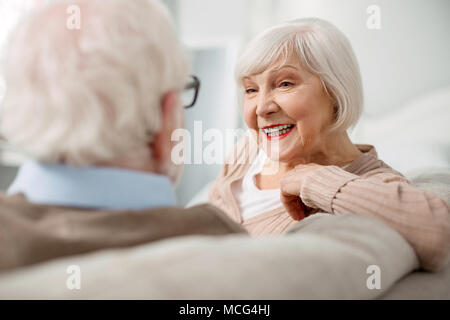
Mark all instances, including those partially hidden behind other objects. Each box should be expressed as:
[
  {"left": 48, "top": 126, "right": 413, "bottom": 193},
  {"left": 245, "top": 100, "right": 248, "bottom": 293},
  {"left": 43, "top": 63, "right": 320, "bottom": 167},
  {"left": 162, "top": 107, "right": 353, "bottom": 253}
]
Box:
[
  {"left": 209, "top": 129, "right": 259, "bottom": 192},
  {"left": 208, "top": 130, "right": 259, "bottom": 212},
  {"left": 352, "top": 143, "right": 410, "bottom": 182},
  {"left": 223, "top": 130, "right": 259, "bottom": 168}
]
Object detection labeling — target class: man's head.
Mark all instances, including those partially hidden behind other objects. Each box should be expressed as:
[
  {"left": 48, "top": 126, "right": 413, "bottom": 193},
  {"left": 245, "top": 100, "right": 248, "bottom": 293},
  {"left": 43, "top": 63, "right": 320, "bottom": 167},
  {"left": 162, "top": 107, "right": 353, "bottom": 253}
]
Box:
[{"left": 0, "top": 0, "right": 189, "bottom": 183}]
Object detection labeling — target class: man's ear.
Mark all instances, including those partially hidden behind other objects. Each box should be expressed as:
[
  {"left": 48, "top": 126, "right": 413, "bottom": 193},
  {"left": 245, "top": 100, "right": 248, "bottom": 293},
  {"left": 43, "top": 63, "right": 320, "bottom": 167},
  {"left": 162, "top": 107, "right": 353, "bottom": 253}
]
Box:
[
  {"left": 150, "top": 91, "right": 179, "bottom": 165},
  {"left": 161, "top": 91, "right": 179, "bottom": 123}
]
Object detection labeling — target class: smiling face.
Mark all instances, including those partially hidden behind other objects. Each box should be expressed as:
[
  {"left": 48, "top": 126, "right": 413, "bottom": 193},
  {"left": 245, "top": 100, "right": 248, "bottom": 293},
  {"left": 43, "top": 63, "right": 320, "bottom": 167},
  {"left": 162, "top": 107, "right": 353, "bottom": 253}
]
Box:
[{"left": 242, "top": 56, "right": 336, "bottom": 165}]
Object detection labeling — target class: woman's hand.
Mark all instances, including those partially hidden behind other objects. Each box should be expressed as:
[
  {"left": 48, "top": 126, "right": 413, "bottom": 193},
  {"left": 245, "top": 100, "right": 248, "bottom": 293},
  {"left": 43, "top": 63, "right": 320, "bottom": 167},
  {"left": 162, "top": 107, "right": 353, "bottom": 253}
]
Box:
[{"left": 280, "top": 163, "right": 324, "bottom": 220}]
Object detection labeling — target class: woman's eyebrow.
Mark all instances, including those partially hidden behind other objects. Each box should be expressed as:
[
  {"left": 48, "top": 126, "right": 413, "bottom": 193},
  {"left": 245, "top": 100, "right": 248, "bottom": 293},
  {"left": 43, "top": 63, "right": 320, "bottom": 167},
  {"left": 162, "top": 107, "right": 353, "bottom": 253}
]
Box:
[
  {"left": 268, "top": 66, "right": 303, "bottom": 79},
  {"left": 271, "top": 65, "right": 300, "bottom": 72},
  {"left": 242, "top": 65, "right": 300, "bottom": 83},
  {"left": 242, "top": 77, "right": 254, "bottom": 85}
]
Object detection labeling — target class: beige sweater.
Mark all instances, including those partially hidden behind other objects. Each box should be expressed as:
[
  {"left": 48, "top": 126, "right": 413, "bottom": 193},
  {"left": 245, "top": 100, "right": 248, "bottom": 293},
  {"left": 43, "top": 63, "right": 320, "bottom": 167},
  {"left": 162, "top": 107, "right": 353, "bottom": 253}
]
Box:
[{"left": 209, "top": 134, "right": 450, "bottom": 272}]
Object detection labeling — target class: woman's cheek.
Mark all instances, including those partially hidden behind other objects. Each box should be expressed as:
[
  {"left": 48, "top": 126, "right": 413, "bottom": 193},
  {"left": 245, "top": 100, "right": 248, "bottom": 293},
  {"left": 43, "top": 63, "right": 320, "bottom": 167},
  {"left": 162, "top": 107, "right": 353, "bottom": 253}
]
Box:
[
  {"left": 276, "top": 91, "right": 308, "bottom": 119},
  {"left": 243, "top": 104, "right": 258, "bottom": 130},
  {"left": 296, "top": 119, "right": 322, "bottom": 150}
]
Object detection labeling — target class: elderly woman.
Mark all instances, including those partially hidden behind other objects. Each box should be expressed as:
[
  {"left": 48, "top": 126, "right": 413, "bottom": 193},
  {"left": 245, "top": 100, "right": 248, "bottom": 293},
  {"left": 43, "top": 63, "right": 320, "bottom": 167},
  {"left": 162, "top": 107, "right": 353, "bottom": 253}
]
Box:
[{"left": 209, "top": 18, "right": 450, "bottom": 272}]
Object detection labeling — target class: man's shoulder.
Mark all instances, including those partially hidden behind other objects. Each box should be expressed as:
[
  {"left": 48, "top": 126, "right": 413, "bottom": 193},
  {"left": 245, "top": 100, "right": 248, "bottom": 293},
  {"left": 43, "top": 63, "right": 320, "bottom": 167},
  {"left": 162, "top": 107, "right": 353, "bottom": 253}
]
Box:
[
  {"left": 0, "top": 193, "right": 247, "bottom": 237},
  {"left": 0, "top": 192, "right": 26, "bottom": 204},
  {"left": 180, "top": 203, "right": 246, "bottom": 234},
  {"left": 0, "top": 195, "right": 247, "bottom": 271}
]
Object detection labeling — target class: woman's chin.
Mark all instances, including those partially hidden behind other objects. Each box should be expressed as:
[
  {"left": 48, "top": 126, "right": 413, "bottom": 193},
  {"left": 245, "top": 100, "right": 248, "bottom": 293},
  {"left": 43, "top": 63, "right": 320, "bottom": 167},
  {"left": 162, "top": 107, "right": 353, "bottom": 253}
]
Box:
[
  {"left": 261, "top": 144, "right": 303, "bottom": 164},
  {"left": 260, "top": 134, "right": 302, "bottom": 162}
]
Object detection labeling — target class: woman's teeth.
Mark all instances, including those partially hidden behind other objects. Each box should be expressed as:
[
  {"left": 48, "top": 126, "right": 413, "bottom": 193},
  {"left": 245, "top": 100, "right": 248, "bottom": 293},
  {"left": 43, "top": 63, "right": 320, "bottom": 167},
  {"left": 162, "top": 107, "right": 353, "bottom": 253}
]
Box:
[{"left": 262, "top": 124, "right": 294, "bottom": 137}]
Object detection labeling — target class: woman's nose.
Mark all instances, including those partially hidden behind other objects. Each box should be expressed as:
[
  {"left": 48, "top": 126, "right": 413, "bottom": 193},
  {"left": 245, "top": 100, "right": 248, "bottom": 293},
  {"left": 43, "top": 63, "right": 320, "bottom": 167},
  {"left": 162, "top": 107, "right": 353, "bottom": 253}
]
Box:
[{"left": 255, "top": 92, "right": 280, "bottom": 117}]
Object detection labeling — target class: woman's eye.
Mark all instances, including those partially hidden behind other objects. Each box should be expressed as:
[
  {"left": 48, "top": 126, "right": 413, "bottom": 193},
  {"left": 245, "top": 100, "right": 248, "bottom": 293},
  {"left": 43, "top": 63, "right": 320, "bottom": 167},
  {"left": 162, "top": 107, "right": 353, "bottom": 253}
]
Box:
[
  {"left": 280, "top": 81, "right": 293, "bottom": 87},
  {"left": 245, "top": 88, "right": 257, "bottom": 94}
]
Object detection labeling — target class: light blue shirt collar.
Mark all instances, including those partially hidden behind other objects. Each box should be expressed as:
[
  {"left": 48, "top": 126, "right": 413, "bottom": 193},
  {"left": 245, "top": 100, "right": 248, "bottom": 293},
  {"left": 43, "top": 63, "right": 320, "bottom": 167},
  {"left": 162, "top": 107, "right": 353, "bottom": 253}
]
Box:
[{"left": 7, "top": 161, "right": 177, "bottom": 210}]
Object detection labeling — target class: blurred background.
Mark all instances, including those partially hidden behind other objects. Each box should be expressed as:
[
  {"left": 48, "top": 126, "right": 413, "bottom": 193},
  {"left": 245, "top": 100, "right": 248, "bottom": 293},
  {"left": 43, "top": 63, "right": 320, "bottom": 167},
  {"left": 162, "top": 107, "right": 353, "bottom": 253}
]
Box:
[{"left": 0, "top": 0, "right": 449, "bottom": 205}]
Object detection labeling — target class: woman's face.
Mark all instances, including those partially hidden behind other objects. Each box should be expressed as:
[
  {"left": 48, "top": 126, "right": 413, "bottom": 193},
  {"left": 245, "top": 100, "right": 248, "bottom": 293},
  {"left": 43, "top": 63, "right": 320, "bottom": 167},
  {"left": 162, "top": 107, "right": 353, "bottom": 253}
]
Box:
[{"left": 242, "top": 57, "right": 335, "bottom": 164}]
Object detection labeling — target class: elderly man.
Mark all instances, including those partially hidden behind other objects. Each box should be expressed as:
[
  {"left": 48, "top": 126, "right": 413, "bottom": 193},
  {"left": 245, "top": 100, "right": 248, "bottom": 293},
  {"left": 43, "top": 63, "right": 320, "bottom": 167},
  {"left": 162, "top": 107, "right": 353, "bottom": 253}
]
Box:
[{"left": 0, "top": 0, "right": 245, "bottom": 271}]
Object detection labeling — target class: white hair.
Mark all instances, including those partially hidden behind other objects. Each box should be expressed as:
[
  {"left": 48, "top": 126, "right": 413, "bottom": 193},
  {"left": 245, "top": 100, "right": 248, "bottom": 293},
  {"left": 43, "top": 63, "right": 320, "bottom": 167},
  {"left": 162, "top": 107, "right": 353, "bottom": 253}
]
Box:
[
  {"left": 0, "top": 0, "right": 189, "bottom": 165},
  {"left": 236, "top": 18, "right": 363, "bottom": 132}
]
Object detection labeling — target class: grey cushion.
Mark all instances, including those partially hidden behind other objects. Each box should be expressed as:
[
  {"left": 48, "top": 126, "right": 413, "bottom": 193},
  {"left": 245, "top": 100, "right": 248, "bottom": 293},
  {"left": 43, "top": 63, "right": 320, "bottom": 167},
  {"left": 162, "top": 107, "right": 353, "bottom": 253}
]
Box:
[{"left": 406, "top": 167, "right": 450, "bottom": 203}]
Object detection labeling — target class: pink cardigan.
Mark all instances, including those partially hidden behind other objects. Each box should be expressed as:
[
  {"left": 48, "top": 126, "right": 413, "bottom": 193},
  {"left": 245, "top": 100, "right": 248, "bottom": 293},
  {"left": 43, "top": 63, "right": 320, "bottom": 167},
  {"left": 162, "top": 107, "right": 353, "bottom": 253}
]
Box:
[{"left": 209, "top": 133, "right": 450, "bottom": 272}]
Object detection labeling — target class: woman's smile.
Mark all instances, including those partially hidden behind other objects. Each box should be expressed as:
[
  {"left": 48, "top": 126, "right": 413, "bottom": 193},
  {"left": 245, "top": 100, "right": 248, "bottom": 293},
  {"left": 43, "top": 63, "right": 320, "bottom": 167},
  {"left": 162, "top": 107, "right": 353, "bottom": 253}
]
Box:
[{"left": 261, "top": 124, "right": 296, "bottom": 141}]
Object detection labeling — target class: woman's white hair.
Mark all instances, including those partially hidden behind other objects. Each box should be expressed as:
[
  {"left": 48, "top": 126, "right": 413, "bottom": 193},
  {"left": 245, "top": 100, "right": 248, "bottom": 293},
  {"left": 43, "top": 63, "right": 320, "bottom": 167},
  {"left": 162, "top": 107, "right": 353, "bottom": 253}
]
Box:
[
  {"left": 0, "top": 0, "right": 189, "bottom": 165},
  {"left": 236, "top": 18, "right": 363, "bottom": 132}
]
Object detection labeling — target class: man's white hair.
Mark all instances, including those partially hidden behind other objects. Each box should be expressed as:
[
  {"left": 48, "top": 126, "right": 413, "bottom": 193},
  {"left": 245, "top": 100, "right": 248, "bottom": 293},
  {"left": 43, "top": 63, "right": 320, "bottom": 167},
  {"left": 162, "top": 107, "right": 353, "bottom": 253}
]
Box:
[
  {"left": 0, "top": 0, "right": 189, "bottom": 165},
  {"left": 236, "top": 18, "right": 363, "bottom": 132}
]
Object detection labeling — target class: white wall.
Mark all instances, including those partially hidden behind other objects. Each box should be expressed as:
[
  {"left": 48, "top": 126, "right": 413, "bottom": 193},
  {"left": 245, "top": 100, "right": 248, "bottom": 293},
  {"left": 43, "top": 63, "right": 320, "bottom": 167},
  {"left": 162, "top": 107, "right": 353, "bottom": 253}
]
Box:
[{"left": 174, "top": 46, "right": 242, "bottom": 205}]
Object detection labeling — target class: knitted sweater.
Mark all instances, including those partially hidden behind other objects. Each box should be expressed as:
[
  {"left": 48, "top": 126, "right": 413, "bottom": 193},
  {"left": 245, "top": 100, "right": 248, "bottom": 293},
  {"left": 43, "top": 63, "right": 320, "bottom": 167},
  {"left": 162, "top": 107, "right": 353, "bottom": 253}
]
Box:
[{"left": 209, "top": 133, "right": 450, "bottom": 272}]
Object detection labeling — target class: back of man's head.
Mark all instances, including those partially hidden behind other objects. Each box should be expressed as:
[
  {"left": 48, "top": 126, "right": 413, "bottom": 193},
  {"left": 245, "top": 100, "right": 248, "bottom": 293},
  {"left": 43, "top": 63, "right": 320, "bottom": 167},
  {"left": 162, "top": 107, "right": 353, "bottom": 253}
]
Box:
[{"left": 1, "top": 0, "right": 189, "bottom": 166}]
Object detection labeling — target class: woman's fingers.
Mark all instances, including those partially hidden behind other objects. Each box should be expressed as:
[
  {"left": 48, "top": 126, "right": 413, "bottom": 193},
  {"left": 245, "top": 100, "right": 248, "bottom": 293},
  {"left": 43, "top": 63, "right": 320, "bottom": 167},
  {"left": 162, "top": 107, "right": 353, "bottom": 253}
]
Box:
[
  {"left": 280, "top": 193, "right": 306, "bottom": 220},
  {"left": 280, "top": 168, "right": 305, "bottom": 220},
  {"left": 280, "top": 166, "right": 321, "bottom": 220}
]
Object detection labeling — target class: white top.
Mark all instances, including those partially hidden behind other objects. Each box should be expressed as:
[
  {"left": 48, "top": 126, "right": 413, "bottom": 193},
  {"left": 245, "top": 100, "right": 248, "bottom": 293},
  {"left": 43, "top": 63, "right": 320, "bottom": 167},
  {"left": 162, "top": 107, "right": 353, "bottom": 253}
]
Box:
[
  {"left": 231, "top": 149, "right": 281, "bottom": 220},
  {"left": 231, "top": 149, "right": 352, "bottom": 221}
]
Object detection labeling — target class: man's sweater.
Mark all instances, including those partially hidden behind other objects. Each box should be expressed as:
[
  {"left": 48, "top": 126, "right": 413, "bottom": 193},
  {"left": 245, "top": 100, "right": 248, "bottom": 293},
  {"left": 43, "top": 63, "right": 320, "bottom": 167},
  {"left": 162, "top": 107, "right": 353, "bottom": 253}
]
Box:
[{"left": 0, "top": 195, "right": 246, "bottom": 271}]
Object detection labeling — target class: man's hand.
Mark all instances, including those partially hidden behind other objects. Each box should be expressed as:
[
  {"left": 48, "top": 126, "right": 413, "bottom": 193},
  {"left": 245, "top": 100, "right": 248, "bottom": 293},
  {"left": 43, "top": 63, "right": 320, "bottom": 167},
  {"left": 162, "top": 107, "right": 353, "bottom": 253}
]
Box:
[{"left": 280, "top": 163, "right": 323, "bottom": 220}]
